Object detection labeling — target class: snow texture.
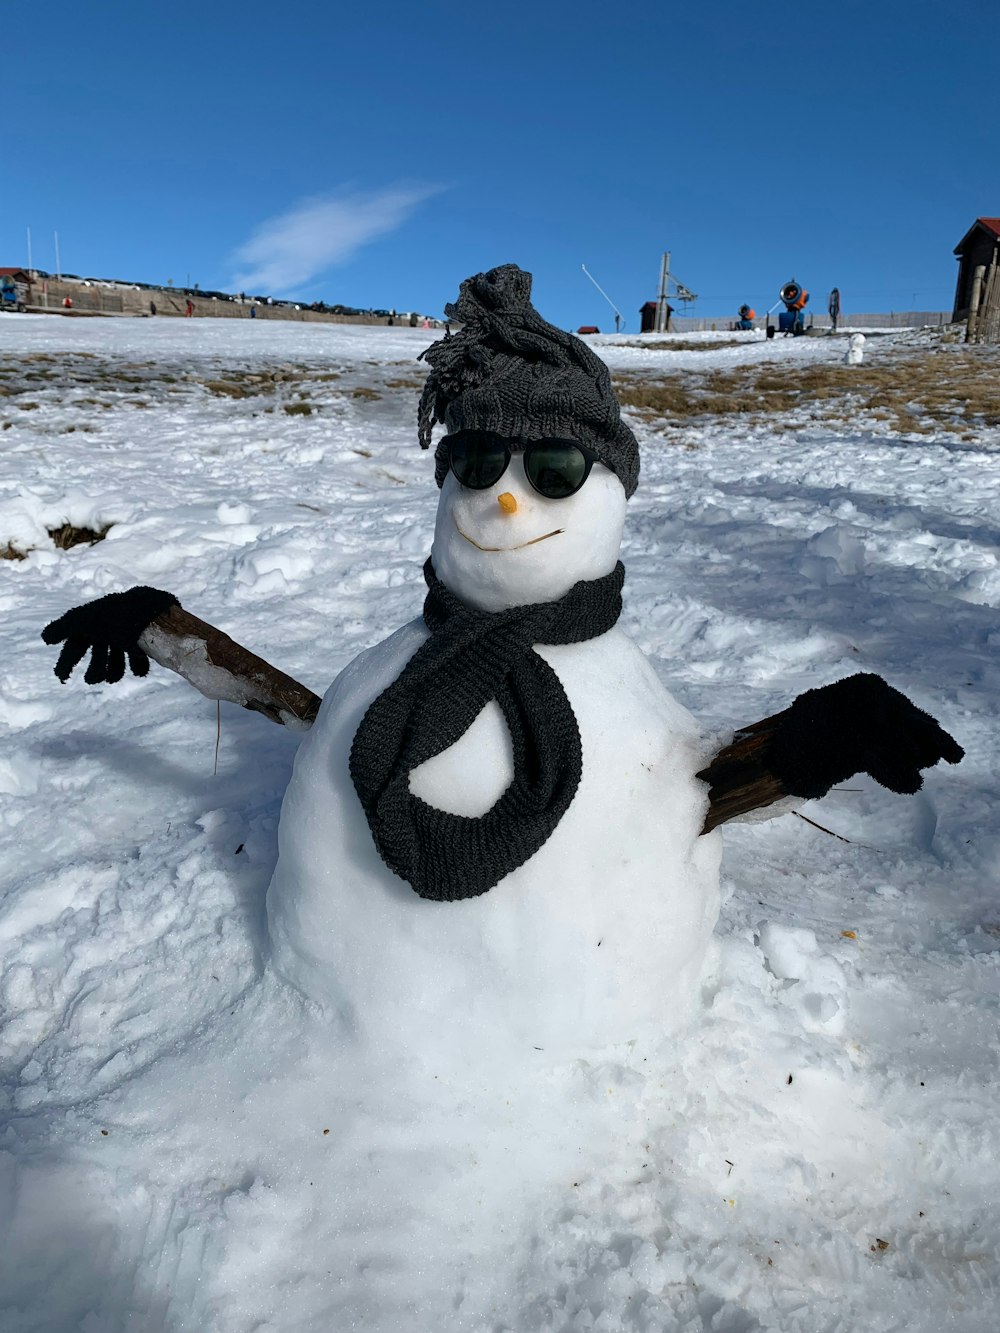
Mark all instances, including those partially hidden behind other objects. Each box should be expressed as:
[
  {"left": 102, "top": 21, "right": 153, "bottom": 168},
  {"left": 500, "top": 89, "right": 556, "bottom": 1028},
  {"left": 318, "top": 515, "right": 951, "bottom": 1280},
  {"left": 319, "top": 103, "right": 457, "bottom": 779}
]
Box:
[{"left": 1, "top": 315, "right": 997, "bottom": 1333}]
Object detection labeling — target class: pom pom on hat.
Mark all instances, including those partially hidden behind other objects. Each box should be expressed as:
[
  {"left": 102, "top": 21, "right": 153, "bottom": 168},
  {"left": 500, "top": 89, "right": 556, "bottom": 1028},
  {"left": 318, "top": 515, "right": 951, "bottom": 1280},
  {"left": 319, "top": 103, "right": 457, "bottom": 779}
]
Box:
[{"left": 418, "top": 264, "right": 640, "bottom": 498}]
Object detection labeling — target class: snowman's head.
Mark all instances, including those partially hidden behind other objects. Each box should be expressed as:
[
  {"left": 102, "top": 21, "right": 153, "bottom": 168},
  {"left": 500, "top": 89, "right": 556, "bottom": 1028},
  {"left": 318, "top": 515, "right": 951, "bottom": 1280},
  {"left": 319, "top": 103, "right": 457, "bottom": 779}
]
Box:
[
  {"left": 419, "top": 265, "right": 639, "bottom": 612},
  {"left": 431, "top": 434, "right": 626, "bottom": 612}
]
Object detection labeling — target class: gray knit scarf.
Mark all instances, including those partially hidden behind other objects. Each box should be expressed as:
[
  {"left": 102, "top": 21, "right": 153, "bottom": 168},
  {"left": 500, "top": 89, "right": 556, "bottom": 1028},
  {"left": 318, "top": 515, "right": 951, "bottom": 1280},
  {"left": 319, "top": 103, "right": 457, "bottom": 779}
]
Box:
[{"left": 349, "top": 558, "right": 625, "bottom": 901}]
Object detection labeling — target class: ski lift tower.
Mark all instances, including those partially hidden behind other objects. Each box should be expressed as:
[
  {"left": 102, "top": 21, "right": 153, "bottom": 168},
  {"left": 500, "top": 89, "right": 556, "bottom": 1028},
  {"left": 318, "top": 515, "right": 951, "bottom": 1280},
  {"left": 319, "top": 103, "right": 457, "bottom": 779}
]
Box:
[{"left": 655, "top": 252, "right": 698, "bottom": 332}]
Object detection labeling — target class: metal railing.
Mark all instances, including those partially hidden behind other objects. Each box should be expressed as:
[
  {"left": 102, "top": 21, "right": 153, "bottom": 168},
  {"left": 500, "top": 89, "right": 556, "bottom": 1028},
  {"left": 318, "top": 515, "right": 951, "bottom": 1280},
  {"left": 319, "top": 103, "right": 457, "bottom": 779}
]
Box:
[{"left": 661, "top": 311, "right": 953, "bottom": 334}]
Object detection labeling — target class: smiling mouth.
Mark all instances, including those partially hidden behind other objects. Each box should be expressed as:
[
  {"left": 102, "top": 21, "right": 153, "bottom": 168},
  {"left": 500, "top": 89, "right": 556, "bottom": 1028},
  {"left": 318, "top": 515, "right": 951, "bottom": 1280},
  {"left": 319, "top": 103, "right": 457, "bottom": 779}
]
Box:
[{"left": 455, "top": 522, "right": 564, "bottom": 553}]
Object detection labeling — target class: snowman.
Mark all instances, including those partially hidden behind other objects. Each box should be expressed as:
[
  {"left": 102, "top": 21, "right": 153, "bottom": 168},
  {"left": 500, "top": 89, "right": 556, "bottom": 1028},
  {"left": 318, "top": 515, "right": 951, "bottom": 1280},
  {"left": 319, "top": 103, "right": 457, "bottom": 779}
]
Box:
[
  {"left": 845, "top": 332, "right": 866, "bottom": 365},
  {"left": 41, "top": 265, "right": 963, "bottom": 1067}
]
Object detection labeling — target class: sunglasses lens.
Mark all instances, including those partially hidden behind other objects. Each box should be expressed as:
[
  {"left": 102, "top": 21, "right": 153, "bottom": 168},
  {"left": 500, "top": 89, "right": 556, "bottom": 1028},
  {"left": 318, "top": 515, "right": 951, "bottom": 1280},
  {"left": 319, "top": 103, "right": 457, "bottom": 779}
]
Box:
[
  {"left": 524, "top": 442, "right": 590, "bottom": 498},
  {"left": 449, "top": 433, "right": 509, "bottom": 489}
]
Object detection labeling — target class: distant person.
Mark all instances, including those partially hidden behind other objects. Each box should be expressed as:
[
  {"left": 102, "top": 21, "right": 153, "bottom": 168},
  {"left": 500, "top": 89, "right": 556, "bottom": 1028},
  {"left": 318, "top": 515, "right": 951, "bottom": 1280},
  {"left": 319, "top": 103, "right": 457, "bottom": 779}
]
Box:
[
  {"left": 185, "top": 298, "right": 194, "bottom": 318},
  {"left": 149, "top": 301, "right": 157, "bottom": 316},
  {"left": 421, "top": 317, "right": 430, "bottom": 329},
  {"left": 828, "top": 287, "right": 841, "bottom": 333},
  {"left": 387, "top": 314, "right": 394, "bottom": 326},
  {"left": 250, "top": 306, "right": 256, "bottom": 320},
  {"left": 63, "top": 296, "right": 73, "bottom": 309}
]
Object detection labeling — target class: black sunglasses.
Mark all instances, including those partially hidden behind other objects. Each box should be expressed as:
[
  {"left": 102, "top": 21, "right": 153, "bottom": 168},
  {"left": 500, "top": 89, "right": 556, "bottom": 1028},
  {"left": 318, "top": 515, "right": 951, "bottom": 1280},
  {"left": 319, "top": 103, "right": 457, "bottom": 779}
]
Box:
[{"left": 446, "top": 430, "right": 599, "bottom": 500}]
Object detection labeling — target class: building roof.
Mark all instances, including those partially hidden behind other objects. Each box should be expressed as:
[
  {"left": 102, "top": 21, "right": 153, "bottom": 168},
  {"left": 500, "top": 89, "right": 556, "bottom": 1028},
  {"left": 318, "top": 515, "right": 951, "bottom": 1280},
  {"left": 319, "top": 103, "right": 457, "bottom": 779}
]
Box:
[
  {"left": 954, "top": 217, "right": 1000, "bottom": 254},
  {"left": 0, "top": 268, "right": 30, "bottom": 280}
]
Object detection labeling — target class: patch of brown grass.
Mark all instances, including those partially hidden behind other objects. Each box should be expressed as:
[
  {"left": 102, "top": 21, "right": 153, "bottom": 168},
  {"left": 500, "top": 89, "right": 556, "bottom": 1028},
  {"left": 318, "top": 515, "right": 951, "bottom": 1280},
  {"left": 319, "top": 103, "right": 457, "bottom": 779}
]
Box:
[
  {"left": 47, "top": 522, "right": 112, "bottom": 550},
  {"left": 351, "top": 386, "right": 382, "bottom": 400},
  {"left": 615, "top": 338, "right": 749, "bottom": 353},
  {"left": 283, "top": 401, "right": 314, "bottom": 416},
  {"left": 614, "top": 346, "right": 1000, "bottom": 436},
  {"left": 613, "top": 373, "right": 789, "bottom": 418},
  {"left": 2, "top": 521, "right": 110, "bottom": 557}
]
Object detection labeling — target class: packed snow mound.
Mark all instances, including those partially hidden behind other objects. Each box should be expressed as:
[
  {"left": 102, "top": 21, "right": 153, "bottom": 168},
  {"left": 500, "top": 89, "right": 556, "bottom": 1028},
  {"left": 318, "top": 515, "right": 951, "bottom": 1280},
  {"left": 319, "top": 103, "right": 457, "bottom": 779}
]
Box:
[{"left": 268, "top": 621, "right": 721, "bottom": 1063}]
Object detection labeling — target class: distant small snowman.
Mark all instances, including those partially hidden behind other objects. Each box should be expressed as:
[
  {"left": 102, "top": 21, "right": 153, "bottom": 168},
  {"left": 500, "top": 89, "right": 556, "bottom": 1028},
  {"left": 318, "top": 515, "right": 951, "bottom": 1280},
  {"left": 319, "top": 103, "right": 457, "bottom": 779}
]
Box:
[
  {"left": 845, "top": 332, "right": 866, "bottom": 365},
  {"left": 42, "top": 265, "right": 962, "bottom": 1064}
]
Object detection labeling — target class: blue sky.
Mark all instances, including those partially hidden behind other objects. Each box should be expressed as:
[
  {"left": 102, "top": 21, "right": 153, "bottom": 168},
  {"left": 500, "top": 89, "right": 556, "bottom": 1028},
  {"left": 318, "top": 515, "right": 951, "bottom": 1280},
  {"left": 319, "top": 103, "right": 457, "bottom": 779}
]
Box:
[{"left": 6, "top": 0, "right": 997, "bottom": 328}]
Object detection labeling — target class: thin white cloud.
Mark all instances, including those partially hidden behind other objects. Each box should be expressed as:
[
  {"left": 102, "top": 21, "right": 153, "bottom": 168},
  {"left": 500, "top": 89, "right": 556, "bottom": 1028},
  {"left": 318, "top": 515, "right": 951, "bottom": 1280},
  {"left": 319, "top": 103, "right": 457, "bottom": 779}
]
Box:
[{"left": 229, "top": 185, "right": 439, "bottom": 294}]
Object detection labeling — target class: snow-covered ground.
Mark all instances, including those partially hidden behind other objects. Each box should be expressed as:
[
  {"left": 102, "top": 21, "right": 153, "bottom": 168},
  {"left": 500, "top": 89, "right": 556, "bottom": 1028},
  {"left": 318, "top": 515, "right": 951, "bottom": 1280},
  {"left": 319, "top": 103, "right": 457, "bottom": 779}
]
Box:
[{"left": 1, "top": 315, "right": 998, "bottom": 1332}]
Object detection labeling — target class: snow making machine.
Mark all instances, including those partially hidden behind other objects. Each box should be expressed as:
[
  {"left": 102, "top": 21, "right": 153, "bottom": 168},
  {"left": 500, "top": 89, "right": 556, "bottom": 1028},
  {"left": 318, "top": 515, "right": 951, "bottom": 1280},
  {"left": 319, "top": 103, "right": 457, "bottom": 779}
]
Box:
[{"left": 775, "top": 280, "right": 809, "bottom": 335}]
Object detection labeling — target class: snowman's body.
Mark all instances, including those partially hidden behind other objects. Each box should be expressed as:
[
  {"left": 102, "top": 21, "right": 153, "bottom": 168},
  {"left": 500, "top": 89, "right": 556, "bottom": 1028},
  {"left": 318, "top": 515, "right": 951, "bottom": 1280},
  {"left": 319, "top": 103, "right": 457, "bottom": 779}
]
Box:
[{"left": 266, "top": 459, "right": 722, "bottom": 1065}]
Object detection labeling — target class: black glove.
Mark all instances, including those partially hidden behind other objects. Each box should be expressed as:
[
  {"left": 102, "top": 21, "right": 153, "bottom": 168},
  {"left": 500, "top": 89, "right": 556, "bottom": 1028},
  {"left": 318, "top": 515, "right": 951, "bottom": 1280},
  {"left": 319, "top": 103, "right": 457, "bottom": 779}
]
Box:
[
  {"left": 41, "top": 586, "right": 180, "bottom": 685},
  {"left": 770, "top": 673, "right": 964, "bottom": 799}
]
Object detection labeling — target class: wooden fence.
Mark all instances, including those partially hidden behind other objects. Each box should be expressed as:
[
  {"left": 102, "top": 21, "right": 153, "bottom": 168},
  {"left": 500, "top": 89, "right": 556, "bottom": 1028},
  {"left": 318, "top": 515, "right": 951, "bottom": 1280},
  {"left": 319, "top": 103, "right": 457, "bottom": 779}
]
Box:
[{"left": 965, "top": 256, "right": 1000, "bottom": 344}]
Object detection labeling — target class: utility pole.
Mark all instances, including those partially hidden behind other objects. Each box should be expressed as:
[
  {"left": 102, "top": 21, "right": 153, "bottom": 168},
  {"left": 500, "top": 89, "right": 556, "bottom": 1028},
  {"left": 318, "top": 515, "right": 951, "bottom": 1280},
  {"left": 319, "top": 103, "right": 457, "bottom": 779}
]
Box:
[
  {"left": 656, "top": 252, "right": 670, "bottom": 333},
  {"left": 54, "top": 231, "right": 61, "bottom": 279},
  {"left": 26, "top": 227, "right": 33, "bottom": 277},
  {"left": 653, "top": 251, "right": 697, "bottom": 329}
]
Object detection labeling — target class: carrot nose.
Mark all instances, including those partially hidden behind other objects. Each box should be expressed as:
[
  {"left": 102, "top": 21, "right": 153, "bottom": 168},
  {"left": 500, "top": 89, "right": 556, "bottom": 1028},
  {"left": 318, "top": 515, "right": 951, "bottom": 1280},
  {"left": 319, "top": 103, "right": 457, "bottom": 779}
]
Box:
[{"left": 497, "top": 492, "right": 518, "bottom": 515}]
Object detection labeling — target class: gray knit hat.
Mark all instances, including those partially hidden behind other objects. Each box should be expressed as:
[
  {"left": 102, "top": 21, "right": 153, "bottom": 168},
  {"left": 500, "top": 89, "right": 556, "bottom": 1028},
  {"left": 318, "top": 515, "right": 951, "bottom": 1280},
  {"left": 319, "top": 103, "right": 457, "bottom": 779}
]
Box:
[{"left": 418, "top": 264, "right": 640, "bottom": 498}]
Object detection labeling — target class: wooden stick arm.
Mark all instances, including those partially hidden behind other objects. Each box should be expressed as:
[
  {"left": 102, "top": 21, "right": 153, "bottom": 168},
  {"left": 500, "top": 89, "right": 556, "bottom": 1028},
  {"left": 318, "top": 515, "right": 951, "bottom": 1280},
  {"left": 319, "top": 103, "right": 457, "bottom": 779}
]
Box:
[
  {"left": 697, "top": 713, "right": 792, "bottom": 834},
  {"left": 698, "top": 674, "right": 964, "bottom": 835},
  {"left": 140, "top": 604, "right": 321, "bottom": 729}
]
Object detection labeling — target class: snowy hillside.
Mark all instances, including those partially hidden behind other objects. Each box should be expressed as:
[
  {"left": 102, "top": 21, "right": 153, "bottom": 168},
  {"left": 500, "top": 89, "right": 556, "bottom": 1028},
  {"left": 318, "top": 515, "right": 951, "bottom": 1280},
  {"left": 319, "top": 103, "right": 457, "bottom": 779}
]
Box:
[{"left": 1, "top": 315, "right": 998, "bottom": 1332}]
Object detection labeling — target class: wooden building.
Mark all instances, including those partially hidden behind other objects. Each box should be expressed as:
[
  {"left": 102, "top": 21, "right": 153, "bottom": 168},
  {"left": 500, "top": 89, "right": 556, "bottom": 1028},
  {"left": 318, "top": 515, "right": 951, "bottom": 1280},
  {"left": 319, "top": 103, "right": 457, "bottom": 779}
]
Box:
[
  {"left": 639, "top": 300, "right": 673, "bottom": 333},
  {"left": 952, "top": 217, "right": 1000, "bottom": 320}
]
